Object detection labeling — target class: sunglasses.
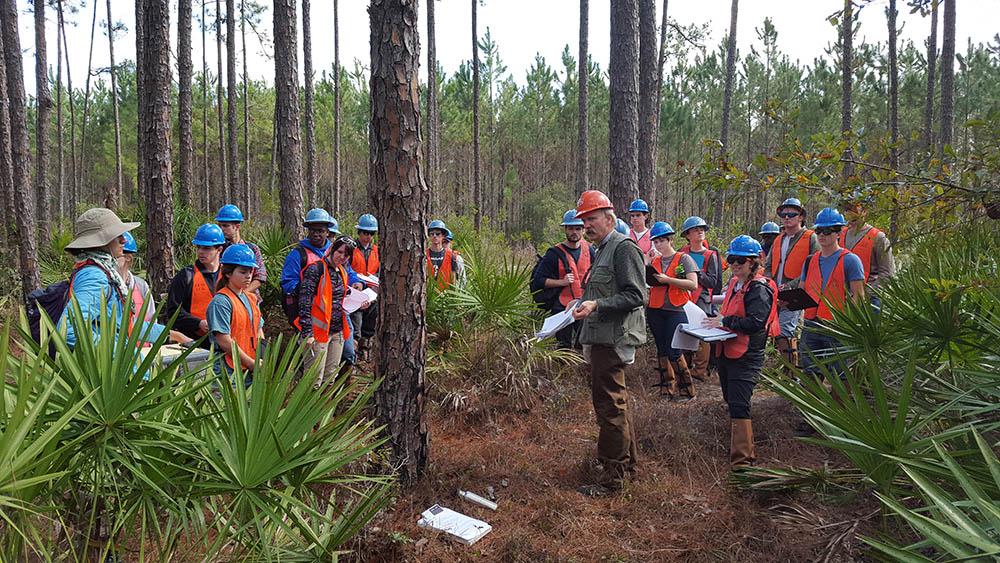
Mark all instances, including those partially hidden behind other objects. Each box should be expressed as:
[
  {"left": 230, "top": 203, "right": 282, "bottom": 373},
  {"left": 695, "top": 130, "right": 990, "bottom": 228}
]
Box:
[
  {"left": 726, "top": 256, "right": 750, "bottom": 265},
  {"left": 816, "top": 227, "right": 842, "bottom": 235},
  {"left": 778, "top": 211, "right": 800, "bottom": 218}
]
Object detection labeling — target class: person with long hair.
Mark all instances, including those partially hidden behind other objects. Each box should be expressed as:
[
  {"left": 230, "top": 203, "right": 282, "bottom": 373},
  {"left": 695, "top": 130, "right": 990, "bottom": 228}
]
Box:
[{"left": 206, "top": 244, "right": 264, "bottom": 384}]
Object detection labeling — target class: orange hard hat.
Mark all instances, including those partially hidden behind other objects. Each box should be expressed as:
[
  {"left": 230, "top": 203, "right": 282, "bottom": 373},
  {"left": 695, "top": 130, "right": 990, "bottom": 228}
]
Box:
[{"left": 575, "top": 190, "right": 614, "bottom": 218}]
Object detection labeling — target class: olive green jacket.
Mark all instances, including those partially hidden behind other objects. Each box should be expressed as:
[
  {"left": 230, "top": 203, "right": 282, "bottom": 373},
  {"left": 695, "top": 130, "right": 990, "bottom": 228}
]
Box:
[{"left": 578, "top": 230, "right": 648, "bottom": 347}]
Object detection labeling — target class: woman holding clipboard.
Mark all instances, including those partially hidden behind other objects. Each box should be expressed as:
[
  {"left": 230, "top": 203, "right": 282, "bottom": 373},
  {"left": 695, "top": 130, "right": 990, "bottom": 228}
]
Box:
[
  {"left": 701, "top": 236, "right": 779, "bottom": 469},
  {"left": 645, "top": 222, "right": 700, "bottom": 401}
]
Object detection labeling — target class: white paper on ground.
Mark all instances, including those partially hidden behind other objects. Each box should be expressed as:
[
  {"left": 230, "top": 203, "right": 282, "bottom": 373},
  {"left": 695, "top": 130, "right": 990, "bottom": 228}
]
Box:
[
  {"left": 357, "top": 273, "right": 379, "bottom": 286},
  {"left": 343, "top": 287, "right": 378, "bottom": 314},
  {"left": 417, "top": 504, "right": 492, "bottom": 546},
  {"left": 535, "top": 299, "right": 580, "bottom": 339}
]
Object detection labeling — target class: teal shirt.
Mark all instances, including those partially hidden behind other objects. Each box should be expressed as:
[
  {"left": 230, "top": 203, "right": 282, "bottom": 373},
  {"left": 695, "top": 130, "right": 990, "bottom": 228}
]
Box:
[
  {"left": 59, "top": 265, "right": 166, "bottom": 349},
  {"left": 206, "top": 291, "right": 263, "bottom": 349}
]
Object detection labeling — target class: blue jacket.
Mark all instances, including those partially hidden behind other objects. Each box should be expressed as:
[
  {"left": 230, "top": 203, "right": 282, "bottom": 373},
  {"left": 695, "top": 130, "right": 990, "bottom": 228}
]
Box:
[
  {"left": 59, "top": 264, "right": 166, "bottom": 349},
  {"left": 280, "top": 239, "right": 364, "bottom": 293}
]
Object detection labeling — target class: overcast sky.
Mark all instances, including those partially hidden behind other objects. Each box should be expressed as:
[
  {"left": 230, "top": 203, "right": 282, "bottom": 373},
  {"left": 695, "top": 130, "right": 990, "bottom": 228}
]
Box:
[{"left": 14, "top": 0, "right": 1000, "bottom": 96}]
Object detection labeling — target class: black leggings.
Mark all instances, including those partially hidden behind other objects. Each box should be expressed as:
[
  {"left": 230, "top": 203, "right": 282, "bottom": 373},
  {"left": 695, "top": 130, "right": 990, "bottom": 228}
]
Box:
[{"left": 717, "top": 355, "right": 762, "bottom": 419}]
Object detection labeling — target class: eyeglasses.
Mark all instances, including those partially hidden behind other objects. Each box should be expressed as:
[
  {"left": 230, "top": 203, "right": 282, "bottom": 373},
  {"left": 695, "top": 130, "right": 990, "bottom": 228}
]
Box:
[
  {"left": 359, "top": 230, "right": 376, "bottom": 236},
  {"left": 816, "top": 227, "right": 842, "bottom": 236},
  {"left": 778, "top": 212, "right": 800, "bottom": 218},
  {"left": 429, "top": 231, "right": 444, "bottom": 237},
  {"left": 726, "top": 256, "right": 750, "bottom": 265}
]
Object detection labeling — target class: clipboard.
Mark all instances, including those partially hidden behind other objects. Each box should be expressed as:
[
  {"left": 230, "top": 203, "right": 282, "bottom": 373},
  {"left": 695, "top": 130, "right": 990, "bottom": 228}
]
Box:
[
  {"left": 645, "top": 264, "right": 668, "bottom": 286},
  {"left": 777, "top": 288, "right": 818, "bottom": 311}
]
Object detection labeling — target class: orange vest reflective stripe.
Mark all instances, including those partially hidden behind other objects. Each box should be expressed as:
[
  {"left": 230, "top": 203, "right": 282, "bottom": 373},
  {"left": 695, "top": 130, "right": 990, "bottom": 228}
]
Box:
[
  {"left": 427, "top": 248, "right": 454, "bottom": 289},
  {"left": 218, "top": 287, "right": 261, "bottom": 369},
  {"left": 555, "top": 242, "right": 592, "bottom": 306},
  {"left": 294, "top": 260, "right": 334, "bottom": 342},
  {"left": 717, "top": 275, "right": 779, "bottom": 359},
  {"left": 839, "top": 226, "right": 881, "bottom": 282},
  {"left": 803, "top": 250, "right": 848, "bottom": 321},
  {"left": 648, "top": 253, "right": 695, "bottom": 308},
  {"left": 630, "top": 229, "right": 652, "bottom": 254},
  {"left": 771, "top": 230, "right": 814, "bottom": 281},
  {"left": 351, "top": 245, "right": 380, "bottom": 276},
  {"left": 189, "top": 268, "right": 215, "bottom": 328}
]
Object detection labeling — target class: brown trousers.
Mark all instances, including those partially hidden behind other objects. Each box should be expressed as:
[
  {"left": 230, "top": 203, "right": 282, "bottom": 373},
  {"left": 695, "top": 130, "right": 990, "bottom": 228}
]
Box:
[{"left": 590, "top": 344, "right": 639, "bottom": 477}]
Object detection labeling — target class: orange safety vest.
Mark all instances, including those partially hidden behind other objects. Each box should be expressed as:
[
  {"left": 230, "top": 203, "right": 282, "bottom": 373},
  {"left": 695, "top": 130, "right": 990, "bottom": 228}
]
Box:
[
  {"left": 770, "top": 229, "right": 814, "bottom": 281},
  {"left": 189, "top": 267, "right": 216, "bottom": 332},
  {"left": 840, "top": 226, "right": 881, "bottom": 282},
  {"left": 555, "top": 242, "right": 592, "bottom": 306},
  {"left": 427, "top": 248, "right": 454, "bottom": 290},
  {"left": 648, "top": 252, "right": 695, "bottom": 308},
  {"left": 217, "top": 286, "right": 262, "bottom": 369},
  {"left": 351, "top": 244, "right": 380, "bottom": 276},
  {"left": 803, "top": 250, "right": 848, "bottom": 321},
  {"left": 630, "top": 229, "right": 652, "bottom": 254},
  {"left": 335, "top": 265, "right": 351, "bottom": 340},
  {"left": 717, "top": 275, "right": 780, "bottom": 359},
  {"left": 127, "top": 283, "right": 155, "bottom": 322},
  {"left": 294, "top": 260, "right": 333, "bottom": 342},
  {"left": 680, "top": 244, "right": 723, "bottom": 298}
]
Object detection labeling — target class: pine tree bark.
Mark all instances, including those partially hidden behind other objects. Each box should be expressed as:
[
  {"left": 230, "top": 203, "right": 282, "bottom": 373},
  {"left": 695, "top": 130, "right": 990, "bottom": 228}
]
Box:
[
  {"left": 0, "top": 23, "right": 14, "bottom": 246},
  {"left": 274, "top": 0, "right": 305, "bottom": 238},
  {"left": 333, "top": 0, "right": 341, "bottom": 214},
  {"left": 79, "top": 0, "right": 98, "bottom": 201},
  {"left": 608, "top": 0, "right": 639, "bottom": 214},
  {"left": 178, "top": 0, "right": 194, "bottom": 209},
  {"left": 652, "top": 0, "right": 668, "bottom": 211},
  {"left": 105, "top": 0, "right": 123, "bottom": 210},
  {"left": 714, "top": 0, "right": 737, "bottom": 221},
  {"left": 472, "top": 0, "right": 482, "bottom": 231},
  {"left": 135, "top": 0, "right": 145, "bottom": 204},
  {"left": 576, "top": 0, "right": 589, "bottom": 197},
  {"left": 302, "top": 0, "right": 317, "bottom": 207},
  {"left": 637, "top": 0, "right": 656, "bottom": 203},
  {"left": 1, "top": 0, "right": 43, "bottom": 296},
  {"left": 35, "top": 0, "right": 52, "bottom": 243},
  {"left": 240, "top": 0, "right": 250, "bottom": 212},
  {"left": 922, "top": 0, "right": 937, "bottom": 158},
  {"left": 226, "top": 0, "right": 239, "bottom": 203},
  {"left": 201, "top": 0, "right": 210, "bottom": 212},
  {"left": 59, "top": 0, "right": 77, "bottom": 213},
  {"left": 887, "top": 0, "right": 900, "bottom": 244},
  {"left": 215, "top": 0, "right": 228, "bottom": 209},
  {"left": 425, "top": 0, "right": 436, "bottom": 197},
  {"left": 140, "top": 0, "right": 175, "bottom": 294},
  {"left": 938, "top": 0, "right": 955, "bottom": 151},
  {"left": 841, "top": 0, "right": 852, "bottom": 136},
  {"left": 55, "top": 8, "right": 63, "bottom": 220},
  {"left": 369, "top": 0, "right": 429, "bottom": 488}
]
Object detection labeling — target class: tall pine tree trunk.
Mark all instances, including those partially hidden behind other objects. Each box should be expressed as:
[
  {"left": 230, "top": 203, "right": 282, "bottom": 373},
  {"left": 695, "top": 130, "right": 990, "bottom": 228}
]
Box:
[
  {"left": 302, "top": 0, "right": 316, "bottom": 207},
  {"left": 425, "top": 0, "right": 436, "bottom": 201},
  {"left": 79, "top": 0, "right": 98, "bottom": 202},
  {"left": 938, "top": 0, "right": 955, "bottom": 151},
  {"left": 59, "top": 0, "right": 77, "bottom": 214},
  {"left": 202, "top": 0, "right": 210, "bottom": 212},
  {"left": 215, "top": 0, "right": 228, "bottom": 209},
  {"left": 333, "top": 0, "right": 341, "bottom": 214},
  {"left": 922, "top": 0, "right": 937, "bottom": 158},
  {"left": 637, "top": 0, "right": 656, "bottom": 203},
  {"left": 135, "top": 0, "right": 145, "bottom": 203},
  {"left": 888, "top": 0, "right": 900, "bottom": 243},
  {"left": 715, "top": 0, "right": 737, "bottom": 221},
  {"left": 140, "top": 0, "right": 175, "bottom": 294},
  {"left": 274, "top": 0, "right": 305, "bottom": 238},
  {"left": 652, "top": 0, "right": 668, "bottom": 212},
  {"left": 1, "top": 0, "right": 42, "bottom": 296},
  {"left": 226, "top": 0, "right": 239, "bottom": 203},
  {"left": 576, "top": 0, "right": 589, "bottom": 197},
  {"left": 472, "top": 0, "right": 482, "bottom": 231},
  {"left": 55, "top": 9, "right": 63, "bottom": 220},
  {"left": 35, "top": 0, "right": 52, "bottom": 244},
  {"left": 241, "top": 0, "right": 250, "bottom": 212},
  {"left": 105, "top": 0, "right": 123, "bottom": 209},
  {"left": 0, "top": 22, "right": 14, "bottom": 246},
  {"left": 178, "top": 0, "right": 194, "bottom": 209},
  {"left": 608, "top": 0, "right": 639, "bottom": 214},
  {"left": 841, "top": 0, "right": 853, "bottom": 181},
  {"left": 369, "top": 0, "right": 429, "bottom": 488}
]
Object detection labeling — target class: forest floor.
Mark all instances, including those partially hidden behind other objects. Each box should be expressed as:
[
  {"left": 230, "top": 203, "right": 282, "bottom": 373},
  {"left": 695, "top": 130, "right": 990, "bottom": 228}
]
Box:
[{"left": 351, "top": 347, "right": 884, "bottom": 563}]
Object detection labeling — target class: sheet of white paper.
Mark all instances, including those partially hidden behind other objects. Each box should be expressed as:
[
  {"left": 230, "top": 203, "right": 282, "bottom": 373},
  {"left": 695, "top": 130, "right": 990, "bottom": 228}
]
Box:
[
  {"left": 681, "top": 325, "right": 738, "bottom": 342},
  {"left": 343, "top": 287, "right": 378, "bottom": 314},
  {"left": 417, "top": 504, "right": 492, "bottom": 546},
  {"left": 535, "top": 300, "right": 579, "bottom": 339},
  {"left": 670, "top": 301, "right": 707, "bottom": 351},
  {"left": 357, "top": 273, "right": 379, "bottom": 286}
]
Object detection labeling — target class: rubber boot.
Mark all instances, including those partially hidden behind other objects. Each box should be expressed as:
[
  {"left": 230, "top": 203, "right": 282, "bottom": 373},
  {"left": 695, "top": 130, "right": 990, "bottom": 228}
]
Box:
[
  {"left": 730, "top": 419, "right": 755, "bottom": 469},
  {"left": 651, "top": 356, "right": 677, "bottom": 398},
  {"left": 691, "top": 341, "right": 711, "bottom": 382},
  {"left": 776, "top": 337, "right": 799, "bottom": 379},
  {"left": 671, "top": 356, "right": 696, "bottom": 402}
]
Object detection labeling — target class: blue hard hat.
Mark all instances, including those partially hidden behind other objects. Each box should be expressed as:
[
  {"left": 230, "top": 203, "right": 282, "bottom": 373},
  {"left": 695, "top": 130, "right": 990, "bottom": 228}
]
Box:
[
  {"left": 444, "top": 228, "right": 454, "bottom": 241},
  {"left": 355, "top": 213, "right": 378, "bottom": 232},
  {"left": 215, "top": 204, "right": 244, "bottom": 222},
  {"left": 428, "top": 219, "right": 447, "bottom": 233},
  {"left": 629, "top": 199, "right": 650, "bottom": 213},
  {"left": 759, "top": 221, "right": 781, "bottom": 235},
  {"left": 814, "top": 207, "right": 848, "bottom": 229},
  {"left": 122, "top": 231, "right": 138, "bottom": 253},
  {"left": 561, "top": 209, "right": 584, "bottom": 226},
  {"left": 192, "top": 223, "right": 226, "bottom": 246},
  {"left": 777, "top": 197, "right": 805, "bottom": 214},
  {"left": 649, "top": 221, "right": 675, "bottom": 239},
  {"left": 726, "top": 235, "right": 763, "bottom": 257},
  {"left": 220, "top": 243, "right": 258, "bottom": 268},
  {"left": 615, "top": 218, "right": 629, "bottom": 235},
  {"left": 303, "top": 208, "right": 332, "bottom": 226},
  {"left": 328, "top": 218, "right": 341, "bottom": 234},
  {"left": 681, "top": 216, "right": 709, "bottom": 235}
]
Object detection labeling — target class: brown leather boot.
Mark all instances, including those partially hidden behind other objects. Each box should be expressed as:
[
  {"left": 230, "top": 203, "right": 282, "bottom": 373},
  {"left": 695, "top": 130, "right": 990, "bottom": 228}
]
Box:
[
  {"left": 651, "top": 356, "right": 677, "bottom": 398},
  {"left": 776, "top": 337, "right": 799, "bottom": 379},
  {"left": 691, "top": 341, "right": 710, "bottom": 382},
  {"left": 671, "top": 356, "right": 696, "bottom": 402},
  {"left": 730, "top": 419, "right": 756, "bottom": 469}
]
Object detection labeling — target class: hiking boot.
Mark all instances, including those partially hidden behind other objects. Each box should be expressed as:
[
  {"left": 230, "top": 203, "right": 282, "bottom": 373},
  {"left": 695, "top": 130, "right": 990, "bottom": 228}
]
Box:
[
  {"left": 671, "top": 356, "right": 696, "bottom": 402},
  {"left": 651, "top": 356, "right": 677, "bottom": 398},
  {"left": 730, "top": 419, "right": 756, "bottom": 469}
]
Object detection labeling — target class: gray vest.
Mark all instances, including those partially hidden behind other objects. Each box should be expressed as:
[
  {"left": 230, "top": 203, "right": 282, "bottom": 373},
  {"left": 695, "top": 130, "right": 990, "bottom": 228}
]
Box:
[{"left": 578, "top": 231, "right": 647, "bottom": 347}]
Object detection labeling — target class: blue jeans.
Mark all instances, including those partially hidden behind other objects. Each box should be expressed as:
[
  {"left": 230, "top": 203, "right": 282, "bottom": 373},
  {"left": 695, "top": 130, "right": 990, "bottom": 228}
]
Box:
[
  {"left": 646, "top": 307, "right": 688, "bottom": 360},
  {"left": 800, "top": 319, "right": 847, "bottom": 380}
]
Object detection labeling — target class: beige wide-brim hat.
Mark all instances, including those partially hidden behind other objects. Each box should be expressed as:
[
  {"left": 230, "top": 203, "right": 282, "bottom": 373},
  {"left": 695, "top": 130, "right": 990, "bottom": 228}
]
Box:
[{"left": 64, "top": 208, "right": 140, "bottom": 250}]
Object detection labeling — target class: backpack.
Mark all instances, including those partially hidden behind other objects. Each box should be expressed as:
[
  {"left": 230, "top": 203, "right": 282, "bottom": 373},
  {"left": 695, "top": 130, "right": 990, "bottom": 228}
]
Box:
[
  {"left": 530, "top": 247, "right": 572, "bottom": 310},
  {"left": 283, "top": 245, "right": 328, "bottom": 328},
  {"left": 26, "top": 265, "right": 108, "bottom": 357}
]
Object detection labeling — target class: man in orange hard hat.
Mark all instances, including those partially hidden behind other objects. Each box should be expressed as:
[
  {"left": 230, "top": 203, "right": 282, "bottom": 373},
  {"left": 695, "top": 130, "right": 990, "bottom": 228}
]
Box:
[{"left": 571, "top": 190, "right": 647, "bottom": 496}]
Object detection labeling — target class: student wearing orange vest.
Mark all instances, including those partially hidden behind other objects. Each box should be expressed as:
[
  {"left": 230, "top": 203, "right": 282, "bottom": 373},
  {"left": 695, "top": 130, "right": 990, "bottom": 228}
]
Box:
[
  {"left": 167, "top": 224, "right": 226, "bottom": 344},
  {"left": 426, "top": 220, "right": 461, "bottom": 289},
  {"left": 645, "top": 221, "right": 700, "bottom": 400},
  {"left": 765, "top": 198, "right": 820, "bottom": 375},
  {"left": 350, "top": 214, "right": 380, "bottom": 362},
  {"left": 536, "top": 209, "right": 597, "bottom": 349},
  {"left": 118, "top": 232, "right": 156, "bottom": 322},
  {"left": 702, "top": 236, "right": 779, "bottom": 468},
  {"left": 679, "top": 216, "right": 722, "bottom": 384},
  {"left": 627, "top": 199, "right": 654, "bottom": 257},
  {"left": 841, "top": 192, "right": 894, "bottom": 308},
  {"left": 207, "top": 244, "right": 264, "bottom": 385},
  {"left": 297, "top": 235, "right": 363, "bottom": 387},
  {"left": 215, "top": 204, "right": 267, "bottom": 301}
]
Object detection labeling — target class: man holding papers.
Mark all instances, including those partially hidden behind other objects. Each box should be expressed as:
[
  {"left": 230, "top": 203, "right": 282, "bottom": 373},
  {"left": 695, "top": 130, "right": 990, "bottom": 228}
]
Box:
[
  {"left": 702, "top": 236, "right": 778, "bottom": 469},
  {"left": 570, "top": 191, "right": 647, "bottom": 495},
  {"left": 535, "top": 209, "right": 595, "bottom": 349}
]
